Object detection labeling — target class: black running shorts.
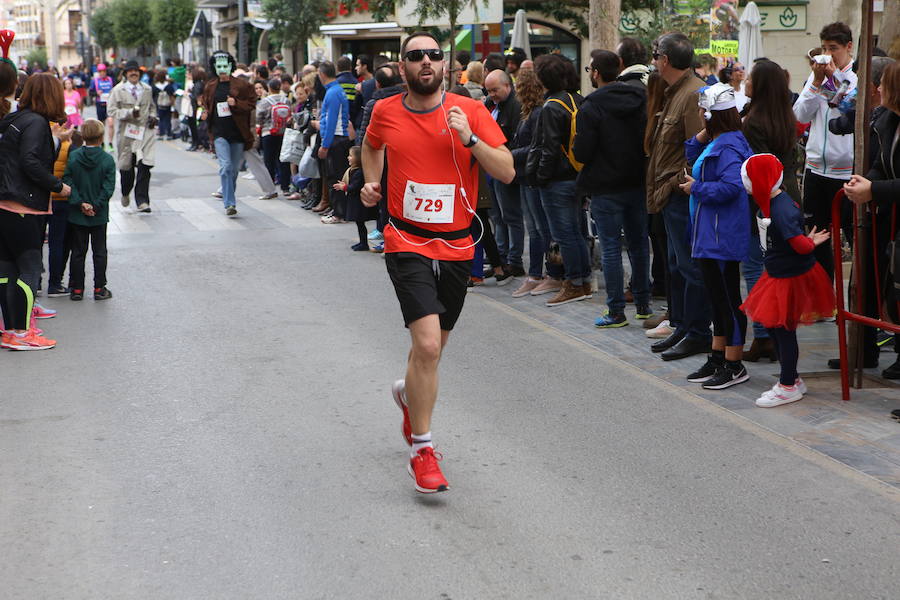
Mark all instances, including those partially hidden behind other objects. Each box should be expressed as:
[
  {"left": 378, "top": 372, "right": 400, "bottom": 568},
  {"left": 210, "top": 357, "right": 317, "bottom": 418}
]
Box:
[{"left": 385, "top": 252, "right": 473, "bottom": 331}]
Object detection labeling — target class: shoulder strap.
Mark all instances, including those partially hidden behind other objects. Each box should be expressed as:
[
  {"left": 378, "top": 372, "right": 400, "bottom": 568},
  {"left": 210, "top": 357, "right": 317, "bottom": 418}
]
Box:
[{"left": 546, "top": 93, "right": 575, "bottom": 115}]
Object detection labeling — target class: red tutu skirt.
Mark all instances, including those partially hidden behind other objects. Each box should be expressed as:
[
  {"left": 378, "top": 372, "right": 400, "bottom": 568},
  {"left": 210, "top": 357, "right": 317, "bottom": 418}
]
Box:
[{"left": 740, "top": 263, "right": 836, "bottom": 330}]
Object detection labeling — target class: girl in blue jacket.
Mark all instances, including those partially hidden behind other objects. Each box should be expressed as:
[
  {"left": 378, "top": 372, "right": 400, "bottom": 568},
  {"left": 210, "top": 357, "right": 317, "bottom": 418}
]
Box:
[{"left": 679, "top": 83, "right": 753, "bottom": 391}]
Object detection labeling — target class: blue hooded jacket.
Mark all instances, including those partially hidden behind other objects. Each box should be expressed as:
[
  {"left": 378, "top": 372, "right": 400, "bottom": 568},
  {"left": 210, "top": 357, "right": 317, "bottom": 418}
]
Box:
[{"left": 685, "top": 130, "right": 753, "bottom": 261}]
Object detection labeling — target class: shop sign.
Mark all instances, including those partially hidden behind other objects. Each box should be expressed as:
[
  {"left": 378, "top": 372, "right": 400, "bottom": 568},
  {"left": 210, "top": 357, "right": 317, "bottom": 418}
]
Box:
[{"left": 759, "top": 5, "right": 807, "bottom": 31}]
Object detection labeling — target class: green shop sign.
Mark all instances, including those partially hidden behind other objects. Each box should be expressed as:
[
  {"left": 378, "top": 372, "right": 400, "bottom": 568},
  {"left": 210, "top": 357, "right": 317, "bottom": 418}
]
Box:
[{"left": 758, "top": 5, "right": 806, "bottom": 31}]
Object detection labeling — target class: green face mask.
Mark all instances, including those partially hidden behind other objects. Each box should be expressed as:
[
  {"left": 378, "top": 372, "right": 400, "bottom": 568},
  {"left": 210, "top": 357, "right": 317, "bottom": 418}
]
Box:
[{"left": 214, "top": 56, "right": 231, "bottom": 76}]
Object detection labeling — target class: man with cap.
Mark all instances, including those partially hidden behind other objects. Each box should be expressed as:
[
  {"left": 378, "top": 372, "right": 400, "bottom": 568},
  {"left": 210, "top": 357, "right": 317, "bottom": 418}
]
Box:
[
  {"left": 107, "top": 59, "right": 157, "bottom": 213},
  {"left": 92, "top": 63, "right": 115, "bottom": 151},
  {"left": 200, "top": 50, "right": 257, "bottom": 216}
]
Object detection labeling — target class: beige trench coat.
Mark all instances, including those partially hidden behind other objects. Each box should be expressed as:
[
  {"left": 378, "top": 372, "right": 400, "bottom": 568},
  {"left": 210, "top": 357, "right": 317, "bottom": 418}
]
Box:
[{"left": 107, "top": 81, "right": 157, "bottom": 169}]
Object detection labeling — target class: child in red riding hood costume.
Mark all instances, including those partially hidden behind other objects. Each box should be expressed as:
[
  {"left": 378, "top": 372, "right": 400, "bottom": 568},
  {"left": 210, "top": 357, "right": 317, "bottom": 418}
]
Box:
[{"left": 739, "top": 153, "right": 836, "bottom": 407}]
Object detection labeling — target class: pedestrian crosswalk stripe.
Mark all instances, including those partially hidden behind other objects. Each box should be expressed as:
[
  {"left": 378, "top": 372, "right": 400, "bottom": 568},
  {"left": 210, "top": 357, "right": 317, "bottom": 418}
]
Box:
[
  {"left": 108, "top": 202, "right": 154, "bottom": 234},
  {"left": 241, "top": 198, "right": 318, "bottom": 229},
  {"left": 165, "top": 197, "right": 246, "bottom": 231}
]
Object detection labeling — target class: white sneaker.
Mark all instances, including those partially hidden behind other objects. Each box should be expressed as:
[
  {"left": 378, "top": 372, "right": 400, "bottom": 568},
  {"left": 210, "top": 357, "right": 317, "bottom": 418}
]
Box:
[
  {"left": 756, "top": 383, "right": 804, "bottom": 407},
  {"left": 645, "top": 319, "right": 673, "bottom": 339},
  {"left": 120, "top": 193, "right": 130, "bottom": 207},
  {"left": 760, "top": 377, "right": 807, "bottom": 399},
  {"left": 241, "top": 173, "right": 255, "bottom": 180}
]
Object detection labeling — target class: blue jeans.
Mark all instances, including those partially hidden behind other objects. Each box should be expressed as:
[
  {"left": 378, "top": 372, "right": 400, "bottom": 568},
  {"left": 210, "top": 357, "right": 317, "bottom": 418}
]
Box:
[
  {"left": 741, "top": 236, "right": 768, "bottom": 339},
  {"left": 662, "top": 194, "right": 711, "bottom": 340},
  {"left": 540, "top": 180, "right": 591, "bottom": 286},
  {"left": 590, "top": 188, "right": 651, "bottom": 314},
  {"left": 522, "top": 185, "right": 557, "bottom": 278},
  {"left": 492, "top": 179, "right": 525, "bottom": 267},
  {"left": 215, "top": 137, "right": 245, "bottom": 209}
]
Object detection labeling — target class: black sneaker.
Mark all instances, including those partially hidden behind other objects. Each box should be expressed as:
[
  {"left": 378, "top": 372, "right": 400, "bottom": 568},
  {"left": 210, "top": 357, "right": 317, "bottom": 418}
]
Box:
[
  {"left": 702, "top": 362, "right": 749, "bottom": 390},
  {"left": 495, "top": 270, "right": 514, "bottom": 286},
  {"left": 635, "top": 304, "right": 653, "bottom": 320},
  {"left": 877, "top": 330, "right": 895, "bottom": 349},
  {"left": 47, "top": 283, "right": 69, "bottom": 297},
  {"left": 687, "top": 355, "right": 722, "bottom": 383},
  {"left": 94, "top": 287, "right": 113, "bottom": 301},
  {"left": 508, "top": 265, "right": 526, "bottom": 277},
  {"left": 70, "top": 289, "right": 84, "bottom": 301}
]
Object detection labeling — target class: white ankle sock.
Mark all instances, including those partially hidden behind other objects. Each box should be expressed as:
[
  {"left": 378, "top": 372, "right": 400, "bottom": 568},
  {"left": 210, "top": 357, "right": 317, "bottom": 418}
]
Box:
[{"left": 411, "top": 432, "right": 433, "bottom": 457}]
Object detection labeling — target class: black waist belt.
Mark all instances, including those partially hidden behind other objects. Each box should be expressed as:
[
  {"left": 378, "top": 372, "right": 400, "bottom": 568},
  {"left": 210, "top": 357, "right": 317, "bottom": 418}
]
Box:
[{"left": 388, "top": 214, "right": 471, "bottom": 241}]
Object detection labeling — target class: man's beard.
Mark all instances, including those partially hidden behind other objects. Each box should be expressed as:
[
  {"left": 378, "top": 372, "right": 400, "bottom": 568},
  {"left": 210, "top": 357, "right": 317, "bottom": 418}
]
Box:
[{"left": 407, "top": 65, "right": 444, "bottom": 95}]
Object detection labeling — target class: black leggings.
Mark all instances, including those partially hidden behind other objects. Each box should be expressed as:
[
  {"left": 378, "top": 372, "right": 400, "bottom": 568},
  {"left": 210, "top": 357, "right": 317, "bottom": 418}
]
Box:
[
  {"left": 768, "top": 327, "right": 799, "bottom": 386},
  {"left": 472, "top": 208, "right": 503, "bottom": 269},
  {"left": 356, "top": 221, "right": 367, "bottom": 245},
  {"left": 0, "top": 210, "right": 42, "bottom": 330},
  {"left": 698, "top": 258, "right": 747, "bottom": 347},
  {"left": 802, "top": 170, "right": 852, "bottom": 280}
]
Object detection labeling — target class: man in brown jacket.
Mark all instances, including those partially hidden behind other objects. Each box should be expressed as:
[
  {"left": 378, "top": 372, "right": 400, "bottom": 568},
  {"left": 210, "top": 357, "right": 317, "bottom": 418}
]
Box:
[
  {"left": 645, "top": 33, "right": 711, "bottom": 361},
  {"left": 200, "top": 50, "right": 257, "bottom": 216}
]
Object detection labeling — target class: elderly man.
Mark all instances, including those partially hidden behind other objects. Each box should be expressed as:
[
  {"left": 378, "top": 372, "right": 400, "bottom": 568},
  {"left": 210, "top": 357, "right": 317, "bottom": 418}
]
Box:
[
  {"left": 107, "top": 59, "right": 157, "bottom": 212},
  {"left": 484, "top": 68, "right": 524, "bottom": 276}
]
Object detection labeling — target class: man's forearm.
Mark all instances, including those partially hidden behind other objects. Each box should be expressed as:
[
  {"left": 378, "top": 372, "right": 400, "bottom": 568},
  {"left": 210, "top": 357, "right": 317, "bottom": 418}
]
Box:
[
  {"left": 362, "top": 139, "right": 385, "bottom": 183},
  {"left": 472, "top": 143, "right": 515, "bottom": 184}
]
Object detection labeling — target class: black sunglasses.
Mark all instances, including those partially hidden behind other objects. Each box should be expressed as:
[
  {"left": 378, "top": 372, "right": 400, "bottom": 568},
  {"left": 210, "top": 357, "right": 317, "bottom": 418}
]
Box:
[{"left": 404, "top": 49, "right": 444, "bottom": 62}]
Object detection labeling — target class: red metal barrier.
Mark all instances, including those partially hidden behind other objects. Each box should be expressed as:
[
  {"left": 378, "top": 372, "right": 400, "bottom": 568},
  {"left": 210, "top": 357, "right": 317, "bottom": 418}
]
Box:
[{"left": 831, "top": 189, "right": 900, "bottom": 400}]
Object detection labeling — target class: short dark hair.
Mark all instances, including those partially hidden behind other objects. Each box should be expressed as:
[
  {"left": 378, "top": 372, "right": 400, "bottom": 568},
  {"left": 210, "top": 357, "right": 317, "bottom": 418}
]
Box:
[
  {"left": 336, "top": 56, "right": 353, "bottom": 73},
  {"left": 617, "top": 37, "right": 647, "bottom": 68},
  {"left": 267, "top": 58, "right": 277, "bottom": 70},
  {"left": 655, "top": 33, "right": 694, "bottom": 70},
  {"left": 268, "top": 78, "right": 281, "bottom": 91},
  {"left": 318, "top": 61, "right": 336, "bottom": 79},
  {"left": 820, "top": 22, "right": 852, "bottom": 46},
  {"left": 256, "top": 65, "right": 269, "bottom": 80},
  {"left": 483, "top": 52, "right": 506, "bottom": 73},
  {"left": 281, "top": 74, "right": 293, "bottom": 85},
  {"left": 535, "top": 53, "right": 576, "bottom": 94},
  {"left": 456, "top": 50, "right": 471, "bottom": 68},
  {"left": 374, "top": 54, "right": 390, "bottom": 69},
  {"left": 356, "top": 54, "right": 372, "bottom": 72},
  {"left": 706, "top": 107, "right": 743, "bottom": 138},
  {"left": 400, "top": 32, "right": 440, "bottom": 57},
  {"left": 505, "top": 47, "right": 526, "bottom": 68},
  {"left": 374, "top": 64, "right": 399, "bottom": 88},
  {"left": 590, "top": 50, "right": 621, "bottom": 83}
]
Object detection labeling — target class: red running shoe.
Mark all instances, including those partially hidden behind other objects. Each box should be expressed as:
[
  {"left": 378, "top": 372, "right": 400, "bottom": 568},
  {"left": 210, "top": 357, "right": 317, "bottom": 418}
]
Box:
[
  {"left": 408, "top": 447, "right": 449, "bottom": 493},
  {"left": 392, "top": 379, "right": 412, "bottom": 446}
]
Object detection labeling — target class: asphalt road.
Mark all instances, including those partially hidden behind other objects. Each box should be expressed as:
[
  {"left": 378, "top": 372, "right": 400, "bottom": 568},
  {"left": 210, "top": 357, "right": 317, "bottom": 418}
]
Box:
[{"left": 2, "top": 139, "right": 899, "bottom": 599}]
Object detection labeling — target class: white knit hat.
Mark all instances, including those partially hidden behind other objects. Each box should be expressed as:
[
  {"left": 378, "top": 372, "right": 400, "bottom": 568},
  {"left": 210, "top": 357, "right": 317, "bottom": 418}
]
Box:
[{"left": 698, "top": 82, "right": 737, "bottom": 120}]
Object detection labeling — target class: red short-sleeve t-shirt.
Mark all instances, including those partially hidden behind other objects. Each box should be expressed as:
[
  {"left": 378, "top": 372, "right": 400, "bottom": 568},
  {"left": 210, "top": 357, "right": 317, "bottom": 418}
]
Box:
[{"left": 364, "top": 92, "right": 506, "bottom": 261}]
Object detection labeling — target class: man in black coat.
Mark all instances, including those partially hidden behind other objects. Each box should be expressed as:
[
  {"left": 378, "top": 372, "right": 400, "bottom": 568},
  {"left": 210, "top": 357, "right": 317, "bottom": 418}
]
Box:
[
  {"left": 484, "top": 69, "right": 525, "bottom": 275},
  {"left": 574, "top": 49, "right": 651, "bottom": 328}
]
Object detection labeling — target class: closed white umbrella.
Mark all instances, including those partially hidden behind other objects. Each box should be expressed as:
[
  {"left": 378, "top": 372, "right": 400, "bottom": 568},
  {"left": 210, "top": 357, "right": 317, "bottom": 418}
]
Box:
[
  {"left": 738, "top": 1, "right": 763, "bottom": 67},
  {"left": 508, "top": 9, "right": 531, "bottom": 59}
]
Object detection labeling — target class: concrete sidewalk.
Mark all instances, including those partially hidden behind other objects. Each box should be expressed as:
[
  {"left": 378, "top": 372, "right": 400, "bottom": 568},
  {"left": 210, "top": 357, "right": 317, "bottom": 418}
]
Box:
[{"left": 471, "top": 276, "right": 900, "bottom": 490}]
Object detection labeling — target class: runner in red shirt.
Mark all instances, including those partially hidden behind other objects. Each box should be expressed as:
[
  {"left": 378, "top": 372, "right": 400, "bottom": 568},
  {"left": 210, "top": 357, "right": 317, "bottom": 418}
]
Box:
[{"left": 362, "top": 32, "right": 514, "bottom": 493}]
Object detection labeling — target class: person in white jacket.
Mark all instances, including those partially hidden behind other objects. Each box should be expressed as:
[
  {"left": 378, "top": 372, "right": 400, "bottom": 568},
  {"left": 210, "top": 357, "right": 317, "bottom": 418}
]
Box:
[{"left": 793, "top": 22, "right": 856, "bottom": 279}]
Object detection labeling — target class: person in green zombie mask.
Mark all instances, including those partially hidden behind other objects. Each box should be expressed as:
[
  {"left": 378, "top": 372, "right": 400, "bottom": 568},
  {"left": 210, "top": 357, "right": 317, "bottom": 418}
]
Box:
[{"left": 200, "top": 50, "right": 258, "bottom": 216}]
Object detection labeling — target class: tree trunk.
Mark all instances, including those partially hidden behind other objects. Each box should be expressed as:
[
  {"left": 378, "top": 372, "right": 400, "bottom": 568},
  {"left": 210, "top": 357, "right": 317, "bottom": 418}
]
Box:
[
  {"left": 449, "top": 14, "right": 457, "bottom": 89},
  {"left": 880, "top": 0, "right": 900, "bottom": 56},
  {"left": 589, "top": 0, "right": 620, "bottom": 52}
]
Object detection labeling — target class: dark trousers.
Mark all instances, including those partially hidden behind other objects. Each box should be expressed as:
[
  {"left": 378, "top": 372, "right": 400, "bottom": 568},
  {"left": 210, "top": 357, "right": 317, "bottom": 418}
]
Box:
[
  {"left": 68, "top": 223, "right": 107, "bottom": 291},
  {"left": 649, "top": 212, "right": 668, "bottom": 295},
  {"left": 157, "top": 107, "right": 172, "bottom": 138},
  {"left": 472, "top": 208, "right": 504, "bottom": 269},
  {"left": 48, "top": 200, "right": 70, "bottom": 287},
  {"left": 95, "top": 102, "right": 108, "bottom": 122},
  {"left": 325, "top": 136, "right": 352, "bottom": 218},
  {"left": 120, "top": 154, "right": 152, "bottom": 206},
  {"left": 0, "top": 210, "right": 42, "bottom": 330},
  {"left": 802, "top": 169, "right": 850, "bottom": 280},
  {"left": 662, "top": 194, "right": 711, "bottom": 340},
  {"left": 262, "top": 134, "right": 291, "bottom": 191},
  {"left": 187, "top": 114, "right": 201, "bottom": 148}
]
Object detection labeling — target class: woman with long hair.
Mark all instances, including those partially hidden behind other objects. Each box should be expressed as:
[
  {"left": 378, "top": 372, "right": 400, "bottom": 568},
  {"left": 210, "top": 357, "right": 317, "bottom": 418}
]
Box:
[
  {"left": 740, "top": 59, "right": 800, "bottom": 362},
  {"left": 509, "top": 67, "right": 563, "bottom": 297},
  {"left": 0, "top": 73, "right": 71, "bottom": 350}
]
